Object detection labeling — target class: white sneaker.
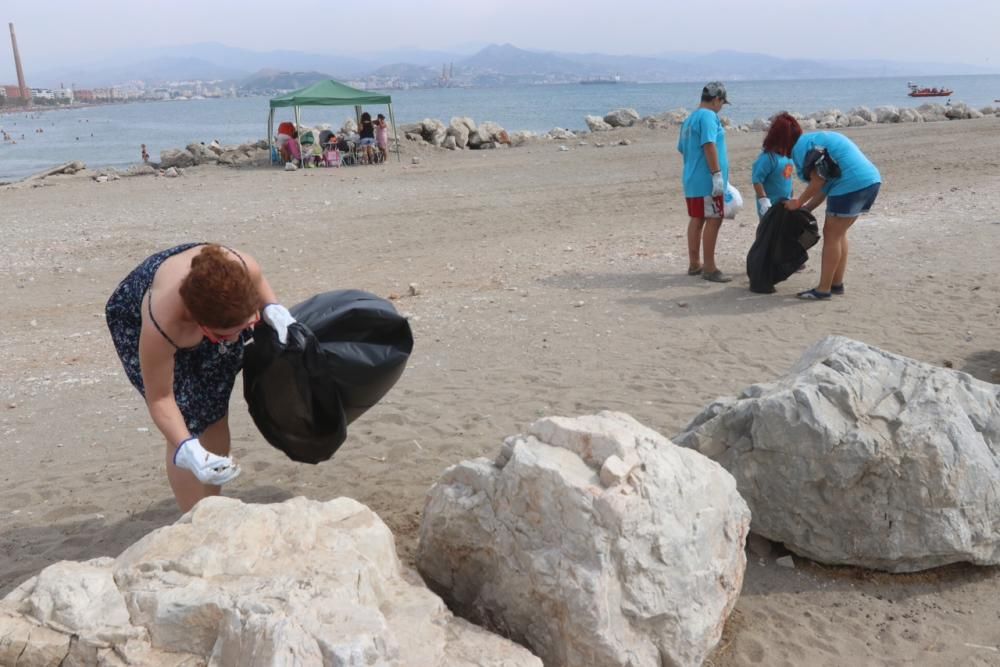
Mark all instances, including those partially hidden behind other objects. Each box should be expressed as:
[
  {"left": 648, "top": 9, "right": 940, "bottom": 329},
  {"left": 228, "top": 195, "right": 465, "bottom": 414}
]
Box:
[{"left": 174, "top": 438, "right": 241, "bottom": 485}]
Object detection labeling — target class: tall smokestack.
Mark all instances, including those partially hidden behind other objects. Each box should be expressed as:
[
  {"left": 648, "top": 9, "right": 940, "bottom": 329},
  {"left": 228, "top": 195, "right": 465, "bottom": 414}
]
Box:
[{"left": 9, "top": 22, "right": 30, "bottom": 106}]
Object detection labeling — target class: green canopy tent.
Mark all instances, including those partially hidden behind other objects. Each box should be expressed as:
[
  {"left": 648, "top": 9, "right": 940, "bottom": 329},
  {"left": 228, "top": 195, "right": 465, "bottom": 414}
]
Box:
[{"left": 268, "top": 80, "right": 400, "bottom": 164}]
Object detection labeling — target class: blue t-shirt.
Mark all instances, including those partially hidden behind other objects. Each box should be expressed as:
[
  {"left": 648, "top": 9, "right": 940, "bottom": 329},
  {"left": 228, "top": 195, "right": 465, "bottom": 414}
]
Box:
[
  {"left": 791, "top": 131, "right": 881, "bottom": 197},
  {"left": 751, "top": 151, "right": 794, "bottom": 204},
  {"left": 677, "top": 108, "right": 728, "bottom": 198}
]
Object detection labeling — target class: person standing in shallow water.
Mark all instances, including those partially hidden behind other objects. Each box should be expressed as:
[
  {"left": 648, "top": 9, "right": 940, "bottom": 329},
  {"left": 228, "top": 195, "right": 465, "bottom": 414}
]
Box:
[
  {"left": 105, "top": 243, "right": 297, "bottom": 512},
  {"left": 677, "top": 81, "right": 732, "bottom": 283}
]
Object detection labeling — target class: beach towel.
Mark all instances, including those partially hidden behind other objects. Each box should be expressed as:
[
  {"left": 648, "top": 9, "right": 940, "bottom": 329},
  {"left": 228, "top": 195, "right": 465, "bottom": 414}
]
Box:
[
  {"left": 243, "top": 290, "right": 414, "bottom": 464},
  {"left": 746, "top": 205, "right": 820, "bottom": 293}
]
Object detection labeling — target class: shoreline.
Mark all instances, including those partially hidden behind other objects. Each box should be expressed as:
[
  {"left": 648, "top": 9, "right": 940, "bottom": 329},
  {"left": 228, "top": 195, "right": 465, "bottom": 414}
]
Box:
[{"left": 5, "top": 99, "right": 997, "bottom": 186}]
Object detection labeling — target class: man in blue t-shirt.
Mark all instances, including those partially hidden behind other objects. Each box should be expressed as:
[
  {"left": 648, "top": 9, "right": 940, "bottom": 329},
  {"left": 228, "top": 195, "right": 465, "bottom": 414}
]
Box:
[{"left": 677, "top": 81, "right": 732, "bottom": 283}]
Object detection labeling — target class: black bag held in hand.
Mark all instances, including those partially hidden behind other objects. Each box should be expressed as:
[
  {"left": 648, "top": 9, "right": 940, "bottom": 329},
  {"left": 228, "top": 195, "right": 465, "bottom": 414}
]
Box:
[
  {"left": 746, "top": 204, "right": 820, "bottom": 294},
  {"left": 243, "top": 290, "right": 414, "bottom": 463}
]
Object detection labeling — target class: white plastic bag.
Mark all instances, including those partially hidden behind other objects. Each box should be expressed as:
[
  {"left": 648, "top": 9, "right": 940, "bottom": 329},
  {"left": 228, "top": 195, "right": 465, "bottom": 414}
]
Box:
[{"left": 724, "top": 184, "right": 743, "bottom": 220}]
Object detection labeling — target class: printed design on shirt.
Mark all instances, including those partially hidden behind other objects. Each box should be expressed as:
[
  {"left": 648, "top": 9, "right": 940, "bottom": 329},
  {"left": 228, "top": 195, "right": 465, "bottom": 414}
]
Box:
[{"left": 783, "top": 163, "right": 794, "bottom": 179}]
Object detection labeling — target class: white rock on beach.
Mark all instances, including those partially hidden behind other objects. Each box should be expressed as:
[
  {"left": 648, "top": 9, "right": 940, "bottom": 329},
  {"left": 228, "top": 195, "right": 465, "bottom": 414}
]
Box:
[
  {"left": 419, "top": 118, "right": 448, "bottom": 147},
  {"left": 124, "top": 164, "right": 156, "bottom": 177},
  {"left": 508, "top": 130, "right": 537, "bottom": 146},
  {"left": 918, "top": 103, "right": 949, "bottom": 122},
  {"left": 849, "top": 106, "right": 877, "bottom": 123},
  {"left": 0, "top": 496, "right": 542, "bottom": 666},
  {"left": 447, "top": 117, "right": 472, "bottom": 149},
  {"left": 585, "top": 114, "right": 613, "bottom": 132},
  {"left": 185, "top": 142, "right": 218, "bottom": 165},
  {"left": 418, "top": 411, "right": 750, "bottom": 667},
  {"left": 603, "top": 108, "right": 640, "bottom": 128},
  {"left": 158, "top": 148, "right": 195, "bottom": 169},
  {"left": 875, "top": 105, "right": 901, "bottom": 123},
  {"left": 661, "top": 107, "right": 689, "bottom": 125},
  {"left": 477, "top": 120, "right": 506, "bottom": 144},
  {"left": 547, "top": 127, "right": 576, "bottom": 140},
  {"left": 673, "top": 336, "right": 1000, "bottom": 573}
]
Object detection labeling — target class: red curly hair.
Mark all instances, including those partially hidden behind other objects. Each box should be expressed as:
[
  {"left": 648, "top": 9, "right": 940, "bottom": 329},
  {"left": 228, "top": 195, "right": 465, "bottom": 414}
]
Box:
[
  {"left": 178, "top": 244, "right": 259, "bottom": 328},
  {"left": 762, "top": 112, "right": 803, "bottom": 157}
]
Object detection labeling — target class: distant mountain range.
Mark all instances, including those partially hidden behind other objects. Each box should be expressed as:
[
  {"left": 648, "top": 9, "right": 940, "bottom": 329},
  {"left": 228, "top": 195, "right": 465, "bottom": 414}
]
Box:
[{"left": 28, "top": 42, "right": 999, "bottom": 89}]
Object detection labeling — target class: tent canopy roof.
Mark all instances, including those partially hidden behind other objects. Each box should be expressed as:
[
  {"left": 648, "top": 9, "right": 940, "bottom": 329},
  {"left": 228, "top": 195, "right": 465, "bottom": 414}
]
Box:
[{"left": 269, "top": 80, "right": 392, "bottom": 108}]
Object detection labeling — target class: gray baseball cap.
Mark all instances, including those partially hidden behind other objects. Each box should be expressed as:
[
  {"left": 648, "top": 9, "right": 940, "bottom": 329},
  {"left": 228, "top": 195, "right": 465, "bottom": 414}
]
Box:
[{"left": 702, "top": 81, "right": 730, "bottom": 104}]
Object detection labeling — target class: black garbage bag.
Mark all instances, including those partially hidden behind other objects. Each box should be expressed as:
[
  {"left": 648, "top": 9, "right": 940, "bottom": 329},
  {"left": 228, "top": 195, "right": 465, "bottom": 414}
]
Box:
[
  {"left": 746, "top": 205, "right": 820, "bottom": 294},
  {"left": 243, "top": 290, "right": 414, "bottom": 463}
]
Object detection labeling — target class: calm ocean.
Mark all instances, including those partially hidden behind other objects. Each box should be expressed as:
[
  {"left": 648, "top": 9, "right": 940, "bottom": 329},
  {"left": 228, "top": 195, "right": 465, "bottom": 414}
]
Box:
[{"left": 2, "top": 74, "right": 998, "bottom": 182}]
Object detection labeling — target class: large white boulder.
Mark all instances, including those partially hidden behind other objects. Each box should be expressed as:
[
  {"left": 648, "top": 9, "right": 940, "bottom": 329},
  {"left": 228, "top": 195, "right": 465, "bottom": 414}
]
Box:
[
  {"left": 508, "top": 130, "right": 537, "bottom": 146},
  {"left": 674, "top": 336, "right": 1000, "bottom": 573},
  {"left": 1, "top": 497, "right": 541, "bottom": 666},
  {"left": 420, "top": 118, "right": 448, "bottom": 146},
  {"left": 603, "top": 108, "right": 640, "bottom": 127},
  {"left": 917, "top": 103, "right": 949, "bottom": 122},
  {"left": 158, "top": 148, "right": 195, "bottom": 169},
  {"left": 547, "top": 127, "right": 576, "bottom": 140},
  {"left": 809, "top": 108, "right": 842, "bottom": 121},
  {"left": 585, "top": 114, "right": 613, "bottom": 132},
  {"left": 185, "top": 142, "right": 218, "bottom": 165},
  {"left": 898, "top": 107, "right": 923, "bottom": 123},
  {"left": 447, "top": 117, "right": 473, "bottom": 149},
  {"left": 849, "top": 106, "right": 877, "bottom": 123},
  {"left": 662, "top": 107, "right": 689, "bottom": 125},
  {"left": 875, "top": 105, "right": 900, "bottom": 123},
  {"left": 477, "top": 121, "right": 507, "bottom": 143},
  {"left": 418, "top": 411, "right": 750, "bottom": 667},
  {"left": 944, "top": 101, "right": 972, "bottom": 119}
]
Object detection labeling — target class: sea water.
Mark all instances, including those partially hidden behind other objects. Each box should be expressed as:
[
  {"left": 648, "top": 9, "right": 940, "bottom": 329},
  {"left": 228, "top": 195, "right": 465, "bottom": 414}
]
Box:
[{"left": 2, "top": 74, "right": 998, "bottom": 182}]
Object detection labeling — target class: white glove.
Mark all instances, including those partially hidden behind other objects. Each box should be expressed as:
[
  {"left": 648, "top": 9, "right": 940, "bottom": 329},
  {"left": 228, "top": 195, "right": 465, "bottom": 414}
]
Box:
[
  {"left": 711, "top": 172, "right": 725, "bottom": 197},
  {"left": 173, "top": 437, "right": 240, "bottom": 485},
  {"left": 757, "top": 197, "right": 772, "bottom": 217},
  {"left": 262, "top": 303, "right": 296, "bottom": 345}
]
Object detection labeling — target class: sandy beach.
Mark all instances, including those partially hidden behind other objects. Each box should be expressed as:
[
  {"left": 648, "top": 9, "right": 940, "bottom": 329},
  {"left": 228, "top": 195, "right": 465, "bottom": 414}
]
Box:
[{"left": 2, "top": 118, "right": 999, "bottom": 666}]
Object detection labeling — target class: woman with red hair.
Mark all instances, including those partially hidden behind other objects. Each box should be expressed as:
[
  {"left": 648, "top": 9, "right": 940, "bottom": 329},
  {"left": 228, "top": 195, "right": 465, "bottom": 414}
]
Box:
[
  {"left": 751, "top": 112, "right": 801, "bottom": 217},
  {"left": 106, "top": 244, "right": 296, "bottom": 511},
  {"left": 781, "top": 129, "right": 882, "bottom": 300}
]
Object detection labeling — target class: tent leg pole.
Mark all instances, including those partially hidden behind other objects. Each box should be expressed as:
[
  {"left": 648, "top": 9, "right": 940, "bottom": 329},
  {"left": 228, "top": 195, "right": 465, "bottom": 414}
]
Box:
[
  {"left": 268, "top": 109, "right": 274, "bottom": 164},
  {"left": 389, "top": 104, "right": 400, "bottom": 163},
  {"left": 294, "top": 106, "right": 303, "bottom": 167}
]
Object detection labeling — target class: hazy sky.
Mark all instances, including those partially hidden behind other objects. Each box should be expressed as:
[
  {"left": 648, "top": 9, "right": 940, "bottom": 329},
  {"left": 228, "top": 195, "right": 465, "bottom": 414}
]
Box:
[{"left": 3, "top": 0, "right": 998, "bottom": 74}]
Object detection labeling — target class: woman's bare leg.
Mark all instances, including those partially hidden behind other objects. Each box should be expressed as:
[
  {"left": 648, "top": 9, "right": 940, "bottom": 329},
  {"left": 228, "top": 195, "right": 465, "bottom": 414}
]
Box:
[
  {"left": 832, "top": 228, "right": 853, "bottom": 287},
  {"left": 165, "top": 416, "right": 231, "bottom": 513},
  {"left": 818, "top": 216, "right": 856, "bottom": 292}
]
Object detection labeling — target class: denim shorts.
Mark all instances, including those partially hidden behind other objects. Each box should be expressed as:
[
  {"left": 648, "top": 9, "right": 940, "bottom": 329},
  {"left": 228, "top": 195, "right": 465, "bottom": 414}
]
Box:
[
  {"left": 359, "top": 138, "right": 376, "bottom": 146},
  {"left": 827, "top": 183, "right": 880, "bottom": 217}
]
